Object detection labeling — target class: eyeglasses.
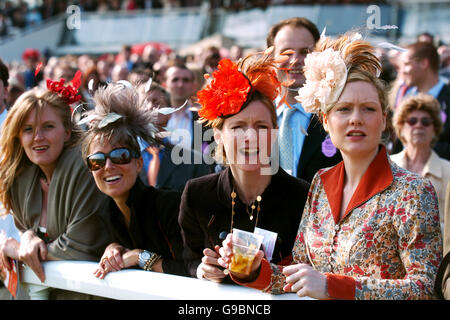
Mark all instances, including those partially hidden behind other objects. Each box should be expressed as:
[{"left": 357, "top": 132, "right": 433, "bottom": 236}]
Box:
[
  {"left": 405, "top": 117, "right": 433, "bottom": 127},
  {"left": 86, "top": 148, "right": 140, "bottom": 171}
]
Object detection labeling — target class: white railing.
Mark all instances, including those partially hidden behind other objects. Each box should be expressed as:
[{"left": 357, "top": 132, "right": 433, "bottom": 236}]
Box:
[{"left": 19, "top": 261, "right": 312, "bottom": 300}]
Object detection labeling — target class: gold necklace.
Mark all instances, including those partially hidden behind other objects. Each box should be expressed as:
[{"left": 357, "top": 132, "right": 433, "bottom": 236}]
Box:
[{"left": 230, "top": 188, "right": 262, "bottom": 233}]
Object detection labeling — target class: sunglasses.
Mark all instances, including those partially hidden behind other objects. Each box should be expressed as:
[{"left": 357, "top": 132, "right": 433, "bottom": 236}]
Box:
[
  {"left": 86, "top": 148, "right": 140, "bottom": 171},
  {"left": 405, "top": 117, "right": 433, "bottom": 127}
]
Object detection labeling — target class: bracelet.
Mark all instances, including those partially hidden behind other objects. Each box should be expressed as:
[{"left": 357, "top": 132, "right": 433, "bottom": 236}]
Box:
[{"left": 143, "top": 253, "right": 161, "bottom": 271}]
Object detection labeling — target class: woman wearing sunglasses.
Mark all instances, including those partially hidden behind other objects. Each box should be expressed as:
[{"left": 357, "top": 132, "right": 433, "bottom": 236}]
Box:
[
  {"left": 178, "top": 50, "right": 310, "bottom": 282},
  {"left": 391, "top": 94, "right": 450, "bottom": 232},
  {"left": 0, "top": 77, "right": 111, "bottom": 297},
  {"left": 218, "top": 33, "right": 442, "bottom": 299},
  {"left": 81, "top": 82, "right": 187, "bottom": 278}
]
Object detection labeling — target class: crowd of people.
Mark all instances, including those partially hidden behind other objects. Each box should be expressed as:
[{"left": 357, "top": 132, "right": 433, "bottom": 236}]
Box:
[
  {"left": 0, "top": 13, "right": 449, "bottom": 301},
  {"left": 0, "top": 0, "right": 387, "bottom": 39}
]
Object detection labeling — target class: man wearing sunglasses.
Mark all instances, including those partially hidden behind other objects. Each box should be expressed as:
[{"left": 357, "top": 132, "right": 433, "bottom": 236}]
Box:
[{"left": 400, "top": 41, "right": 450, "bottom": 160}]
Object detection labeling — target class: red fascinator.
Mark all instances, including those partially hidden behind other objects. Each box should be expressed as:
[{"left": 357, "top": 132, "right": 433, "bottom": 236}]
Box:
[
  {"left": 197, "top": 48, "right": 288, "bottom": 121},
  {"left": 197, "top": 59, "right": 251, "bottom": 121},
  {"left": 46, "top": 70, "right": 82, "bottom": 105}
]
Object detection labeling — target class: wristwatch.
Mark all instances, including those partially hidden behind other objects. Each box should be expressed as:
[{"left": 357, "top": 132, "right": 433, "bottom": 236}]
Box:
[{"left": 138, "top": 250, "right": 152, "bottom": 269}]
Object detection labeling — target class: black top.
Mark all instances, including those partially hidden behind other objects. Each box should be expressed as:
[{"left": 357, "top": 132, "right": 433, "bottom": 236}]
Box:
[
  {"left": 179, "top": 166, "right": 310, "bottom": 278},
  {"left": 297, "top": 114, "right": 342, "bottom": 183},
  {"left": 107, "top": 178, "right": 187, "bottom": 276},
  {"left": 436, "top": 84, "right": 450, "bottom": 160}
]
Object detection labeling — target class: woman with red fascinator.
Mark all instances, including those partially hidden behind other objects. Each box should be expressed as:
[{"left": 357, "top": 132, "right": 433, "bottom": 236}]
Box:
[
  {"left": 178, "top": 49, "right": 310, "bottom": 283},
  {"left": 0, "top": 72, "right": 111, "bottom": 299}
]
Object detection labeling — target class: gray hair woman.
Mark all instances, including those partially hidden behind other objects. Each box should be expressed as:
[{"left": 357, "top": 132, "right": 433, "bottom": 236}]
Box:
[{"left": 391, "top": 93, "right": 450, "bottom": 231}]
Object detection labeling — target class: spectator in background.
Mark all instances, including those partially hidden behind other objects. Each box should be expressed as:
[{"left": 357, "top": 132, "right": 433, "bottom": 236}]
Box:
[
  {"left": 137, "top": 82, "right": 213, "bottom": 191},
  {"left": 438, "top": 45, "right": 450, "bottom": 83},
  {"left": 111, "top": 63, "right": 129, "bottom": 82},
  {"left": 22, "top": 48, "right": 42, "bottom": 89},
  {"left": 202, "top": 46, "right": 221, "bottom": 74},
  {"left": 0, "top": 58, "right": 9, "bottom": 130},
  {"left": 120, "top": 45, "right": 135, "bottom": 71},
  {"left": 229, "top": 45, "right": 243, "bottom": 62},
  {"left": 417, "top": 32, "right": 434, "bottom": 45},
  {"left": 97, "top": 56, "right": 114, "bottom": 83},
  {"left": 267, "top": 17, "right": 342, "bottom": 182},
  {"left": 399, "top": 42, "right": 450, "bottom": 160},
  {"left": 391, "top": 94, "right": 450, "bottom": 232},
  {"left": 140, "top": 44, "right": 162, "bottom": 70},
  {"left": 0, "top": 12, "right": 9, "bottom": 37},
  {"left": 164, "top": 64, "right": 198, "bottom": 150}
]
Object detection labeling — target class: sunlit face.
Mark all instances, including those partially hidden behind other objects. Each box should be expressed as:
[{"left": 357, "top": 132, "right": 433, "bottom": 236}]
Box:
[
  {"left": 400, "top": 110, "right": 435, "bottom": 148},
  {"left": 19, "top": 105, "right": 70, "bottom": 175},
  {"left": 323, "top": 81, "right": 386, "bottom": 159},
  {"left": 401, "top": 50, "right": 425, "bottom": 87},
  {"left": 273, "top": 25, "right": 315, "bottom": 89},
  {"left": 165, "top": 67, "right": 194, "bottom": 102},
  {"left": 88, "top": 139, "right": 143, "bottom": 203},
  {"left": 214, "top": 100, "right": 275, "bottom": 173}
]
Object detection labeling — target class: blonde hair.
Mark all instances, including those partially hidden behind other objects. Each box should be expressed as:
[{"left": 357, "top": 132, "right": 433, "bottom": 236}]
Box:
[
  {"left": 0, "top": 88, "right": 81, "bottom": 214},
  {"left": 393, "top": 93, "right": 443, "bottom": 145}
]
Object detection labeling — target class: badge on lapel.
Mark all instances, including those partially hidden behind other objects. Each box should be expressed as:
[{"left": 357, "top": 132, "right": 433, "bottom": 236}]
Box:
[{"left": 322, "top": 136, "right": 337, "bottom": 158}]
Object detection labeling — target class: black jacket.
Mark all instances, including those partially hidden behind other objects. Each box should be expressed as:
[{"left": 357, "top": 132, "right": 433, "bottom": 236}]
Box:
[
  {"left": 435, "top": 84, "right": 450, "bottom": 160},
  {"left": 297, "top": 115, "right": 342, "bottom": 183},
  {"left": 107, "top": 179, "right": 187, "bottom": 276},
  {"left": 179, "top": 166, "right": 310, "bottom": 278}
]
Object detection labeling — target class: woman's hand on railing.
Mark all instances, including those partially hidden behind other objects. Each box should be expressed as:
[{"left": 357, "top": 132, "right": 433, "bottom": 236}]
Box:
[
  {"left": 19, "top": 230, "right": 47, "bottom": 282},
  {"left": 0, "top": 235, "right": 20, "bottom": 271},
  {"left": 94, "top": 242, "right": 129, "bottom": 279}
]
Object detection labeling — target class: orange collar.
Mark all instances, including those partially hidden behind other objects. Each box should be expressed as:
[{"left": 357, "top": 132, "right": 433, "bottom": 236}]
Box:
[{"left": 320, "top": 145, "right": 393, "bottom": 224}]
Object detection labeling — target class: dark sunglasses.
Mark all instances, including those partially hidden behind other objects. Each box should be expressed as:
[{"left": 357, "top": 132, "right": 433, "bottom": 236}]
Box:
[
  {"left": 86, "top": 148, "right": 140, "bottom": 171},
  {"left": 405, "top": 117, "right": 433, "bottom": 127}
]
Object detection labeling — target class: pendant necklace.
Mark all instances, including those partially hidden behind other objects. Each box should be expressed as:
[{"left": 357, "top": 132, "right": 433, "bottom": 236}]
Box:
[{"left": 230, "top": 188, "right": 262, "bottom": 233}]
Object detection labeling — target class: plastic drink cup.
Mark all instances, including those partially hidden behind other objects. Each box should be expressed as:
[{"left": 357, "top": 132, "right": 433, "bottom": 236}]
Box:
[{"left": 228, "top": 229, "right": 263, "bottom": 276}]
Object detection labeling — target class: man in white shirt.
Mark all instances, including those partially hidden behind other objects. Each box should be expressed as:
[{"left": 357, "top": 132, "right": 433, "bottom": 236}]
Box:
[
  {"left": 267, "top": 17, "right": 342, "bottom": 182},
  {"left": 164, "top": 64, "right": 198, "bottom": 151}
]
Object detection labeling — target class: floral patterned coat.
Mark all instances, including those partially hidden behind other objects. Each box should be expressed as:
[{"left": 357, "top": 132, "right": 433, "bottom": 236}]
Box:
[{"left": 236, "top": 146, "right": 443, "bottom": 299}]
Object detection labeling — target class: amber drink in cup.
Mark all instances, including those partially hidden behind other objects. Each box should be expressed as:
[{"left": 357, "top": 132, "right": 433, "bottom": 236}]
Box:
[{"left": 229, "top": 229, "right": 263, "bottom": 276}]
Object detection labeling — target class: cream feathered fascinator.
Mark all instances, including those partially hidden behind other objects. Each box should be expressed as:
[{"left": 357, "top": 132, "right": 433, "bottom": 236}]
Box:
[{"left": 295, "top": 31, "right": 382, "bottom": 114}]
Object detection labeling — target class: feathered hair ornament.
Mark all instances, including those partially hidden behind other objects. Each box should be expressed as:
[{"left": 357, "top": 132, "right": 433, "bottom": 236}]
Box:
[
  {"left": 81, "top": 81, "right": 164, "bottom": 148},
  {"left": 197, "top": 47, "right": 292, "bottom": 121},
  {"left": 46, "top": 70, "right": 82, "bottom": 105},
  {"left": 296, "top": 32, "right": 382, "bottom": 114}
]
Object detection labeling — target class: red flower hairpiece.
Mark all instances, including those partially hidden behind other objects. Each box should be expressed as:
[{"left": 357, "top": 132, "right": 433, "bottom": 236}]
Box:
[
  {"left": 197, "top": 59, "right": 251, "bottom": 121},
  {"left": 46, "top": 70, "right": 82, "bottom": 105}
]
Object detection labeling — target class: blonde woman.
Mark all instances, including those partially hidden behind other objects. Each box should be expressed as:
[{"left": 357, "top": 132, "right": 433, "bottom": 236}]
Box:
[
  {"left": 219, "top": 33, "right": 442, "bottom": 299},
  {"left": 0, "top": 75, "right": 111, "bottom": 296}
]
